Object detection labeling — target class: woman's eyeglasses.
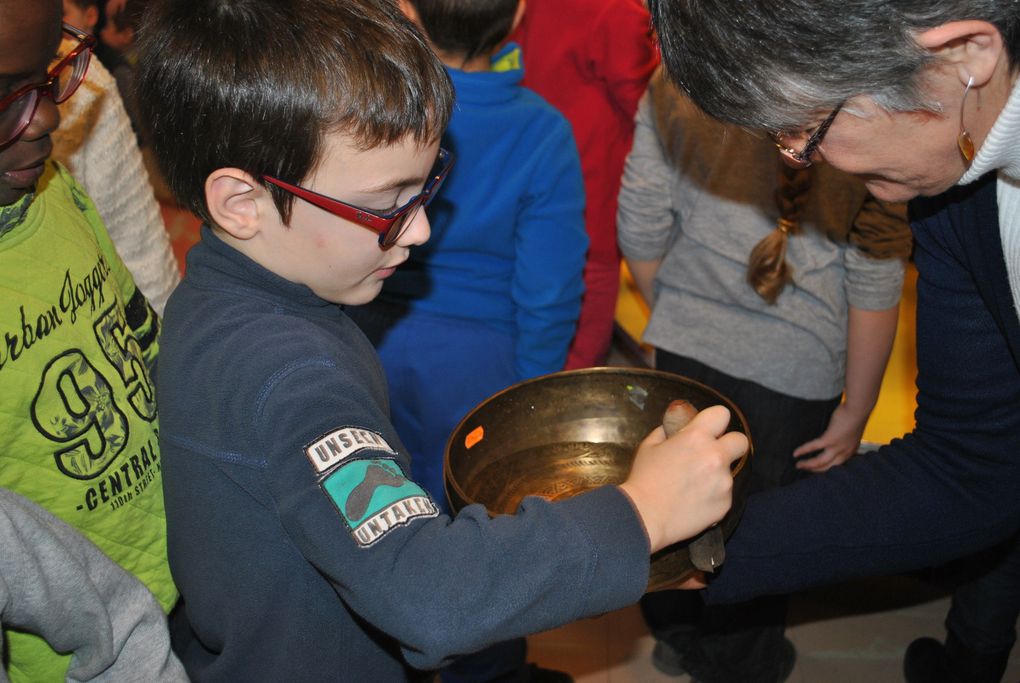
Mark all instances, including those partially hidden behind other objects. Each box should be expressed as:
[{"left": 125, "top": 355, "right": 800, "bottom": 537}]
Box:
[
  {"left": 770, "top": 101, "right": 845, "bottom": 167},
  {"left": 0, "top": 24, "right": 95, "bottom": 147},
  {"left": 263, "top": 148, "right": 454, "bottom": 248}
]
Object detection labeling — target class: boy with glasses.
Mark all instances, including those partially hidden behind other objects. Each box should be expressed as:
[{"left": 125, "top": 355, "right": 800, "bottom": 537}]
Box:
[
  {"left": 135, "top": 0, "right": 748, "bottom": 680},
  {"left": 0, "top": 1, "right": 176, "bottom": 680}
]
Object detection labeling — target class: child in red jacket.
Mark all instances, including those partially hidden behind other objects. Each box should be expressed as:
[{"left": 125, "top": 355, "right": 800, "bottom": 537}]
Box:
[{"left": 511, "top": 0, "right": 658, "bottom": 368}]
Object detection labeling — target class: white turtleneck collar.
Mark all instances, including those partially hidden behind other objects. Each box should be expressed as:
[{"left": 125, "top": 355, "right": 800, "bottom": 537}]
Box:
[{"left": 958, "top": 79, "right": 1020, "bottom": 314}]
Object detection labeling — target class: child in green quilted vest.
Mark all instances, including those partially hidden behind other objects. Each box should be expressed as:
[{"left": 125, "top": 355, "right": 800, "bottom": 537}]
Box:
[{"left": 0, "top": 1, "right": 179, "bottom": 680}]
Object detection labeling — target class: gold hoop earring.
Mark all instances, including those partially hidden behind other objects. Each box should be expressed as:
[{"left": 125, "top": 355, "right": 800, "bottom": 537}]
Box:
[{"left": 958, "top": 75, "right": 976, "bottom": 162}]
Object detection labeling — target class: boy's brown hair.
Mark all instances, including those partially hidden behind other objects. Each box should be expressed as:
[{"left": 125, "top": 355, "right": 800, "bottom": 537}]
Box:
[{"left": 135, "top": 0, "right": 454, "bottom": 226}]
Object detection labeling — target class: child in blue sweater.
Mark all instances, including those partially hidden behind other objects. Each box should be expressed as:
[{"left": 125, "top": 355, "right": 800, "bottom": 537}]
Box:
[
  {"left": 349, "top": 10, "right": 587, "bottom": 677},
  {"left": 350, "top": 0, "right": 588, "bottom": 519}
]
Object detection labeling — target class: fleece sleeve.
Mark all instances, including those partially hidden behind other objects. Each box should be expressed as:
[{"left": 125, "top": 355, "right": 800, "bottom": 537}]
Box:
[
  {"left": 616, "top": 93, "right": 680, "bottom": 263},
  {"left": 255, "top": 359, "right": 650, "bottom": 671},
  {"left": 511, "top": 117, "right": 588, "bottom": 379}
]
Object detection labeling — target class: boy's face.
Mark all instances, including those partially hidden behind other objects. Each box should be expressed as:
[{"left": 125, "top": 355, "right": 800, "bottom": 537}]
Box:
[
  {"left": 253, "top": 133, "right": 438, "bottom": 306},
  {"left": 0, "top": 0, "right": 63, "bottom": 206}
]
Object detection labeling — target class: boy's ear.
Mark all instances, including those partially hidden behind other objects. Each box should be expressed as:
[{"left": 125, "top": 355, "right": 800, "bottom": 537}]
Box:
[
  {"left": 204, "top": 168, "right": 266, "bottom": 240},
  {"left": 511, "top": 0, "right": 526, "bottom": 34},
  {"left": 83, "top": 5, "right": 100, "bottom": 32},
  {"left": 398, "top": 0, "right": 420, "bottom": 25}
]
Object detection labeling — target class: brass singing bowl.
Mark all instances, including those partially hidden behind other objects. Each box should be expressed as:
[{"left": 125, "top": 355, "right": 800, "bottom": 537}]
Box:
[{"left": 444, "top": 367, "right": 752, "bottom": 592}]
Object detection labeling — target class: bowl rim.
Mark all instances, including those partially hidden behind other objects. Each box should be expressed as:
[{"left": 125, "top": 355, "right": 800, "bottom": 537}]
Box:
[{"left": 443, "top": 366, "right": 753, "bottom": 510}]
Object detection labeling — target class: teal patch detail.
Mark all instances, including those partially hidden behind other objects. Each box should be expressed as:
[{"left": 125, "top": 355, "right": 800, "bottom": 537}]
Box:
[{"left": 323, "top": 459, "right": 438, "bottom": 546}]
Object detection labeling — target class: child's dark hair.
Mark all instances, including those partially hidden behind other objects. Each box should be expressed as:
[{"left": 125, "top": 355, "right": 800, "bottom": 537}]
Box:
[
  {"left": 135, "top": 0, "right": 454, "bottom": 226},
  {"left": 407, "top": 0, "right": 520, "bottom": 64}
]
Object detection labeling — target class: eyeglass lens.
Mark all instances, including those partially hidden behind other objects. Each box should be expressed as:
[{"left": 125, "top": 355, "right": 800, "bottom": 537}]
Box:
[
  {"left": 0, "top": 44, "right": 90, "bottom": 145},
  {"left": 380, "top": 152, "right": 451, "bottom": 246},
  {"left": 381, "top": 204, "right": 423, "bottom": 247}
]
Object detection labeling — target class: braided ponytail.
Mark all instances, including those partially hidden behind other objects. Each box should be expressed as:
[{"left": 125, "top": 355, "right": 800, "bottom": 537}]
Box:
[{"left": 746, "top": 160, "right": 812, "bottom": 304}]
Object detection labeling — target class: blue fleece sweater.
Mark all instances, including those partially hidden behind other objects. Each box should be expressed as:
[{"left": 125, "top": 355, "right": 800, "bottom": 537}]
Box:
[{"left": 378, "top": 45, "right": 587, "bottom": 380}]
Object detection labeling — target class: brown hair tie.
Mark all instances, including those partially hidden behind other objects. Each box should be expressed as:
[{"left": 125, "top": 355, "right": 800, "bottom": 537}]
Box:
[{"left": 747, "top": 160, "right": 812, "bottom": 304}]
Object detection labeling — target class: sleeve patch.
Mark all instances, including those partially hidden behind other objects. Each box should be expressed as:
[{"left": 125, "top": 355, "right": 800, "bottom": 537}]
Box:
[
  {"left": 322, "top": 459, "right": 438, "bottom": 547},
  {"left": 304, "top": 426, "right": 396, "bottom": 474}
]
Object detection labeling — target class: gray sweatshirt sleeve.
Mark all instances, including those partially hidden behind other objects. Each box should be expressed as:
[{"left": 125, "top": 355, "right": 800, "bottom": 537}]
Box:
[
  {"left": 844, "top": 197, "right": 909, "bottom": 311},
  {"left": 617, "top": 92, "right": 679, "bottom": 262},
  {"left": 0, "top": 488, "right": 187, "bottom": 683}
]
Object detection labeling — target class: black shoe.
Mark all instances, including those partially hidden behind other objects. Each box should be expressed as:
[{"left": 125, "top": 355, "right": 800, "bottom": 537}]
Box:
[
  {"left": 775, "top": 637, "right": 797, "bottom": 683},
  {"left": 684, "top": 637, "right": 796, "bottom": 683},
  {"left": 521, "top": 664, "right": 573, "bottom": 683},
  {"left": 904, "top": 637, "right": 944, "bottom": 683},
  {"left": 651, "top": 640, "right": 688, "bottom": 677},
  {"left": 903, "top": 634, "right": 1011, "bottom": 683}
]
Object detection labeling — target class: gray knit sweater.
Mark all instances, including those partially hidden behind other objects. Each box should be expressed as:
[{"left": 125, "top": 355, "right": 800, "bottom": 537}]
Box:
[{"left": 617, "top": 89, "right": 906, "bottom": 399}]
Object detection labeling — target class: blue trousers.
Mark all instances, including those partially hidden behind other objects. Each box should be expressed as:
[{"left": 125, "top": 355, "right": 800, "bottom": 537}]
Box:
[{"left": 348, "top": 302, "right": 528, "bottom": 682}]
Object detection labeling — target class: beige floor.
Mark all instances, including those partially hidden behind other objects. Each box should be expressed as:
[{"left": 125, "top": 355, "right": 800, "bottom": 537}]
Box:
[{"left": 527, "top": 573, "right": 1020, "bottom": 682}]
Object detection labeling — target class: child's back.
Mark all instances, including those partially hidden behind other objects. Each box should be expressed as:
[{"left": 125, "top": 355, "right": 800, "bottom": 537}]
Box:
[
  {"left": 353, "top": 25, "right": 587, "bottom": 514},
  {"left": 374, "top": 46, "right": 586, "bottom": 372},
  {"left": 352, "top": 10, "right": 588, "bottom": 680},
  {"left": 512, "top": 0, "right": 659, "bottom": 369}
]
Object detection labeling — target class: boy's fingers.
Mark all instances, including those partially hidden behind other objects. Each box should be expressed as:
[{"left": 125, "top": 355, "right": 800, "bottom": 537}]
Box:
[
  {"left": 638, "top": 424, "right": 667, "bottom": 448},
  {"left": 658, "top": 570, "right": 709, "bottom": 591},
  {"left": 718, "top": 431, "right": 750, "bottom": 463},
  {"left": 682, "top": 404, "right": 733, "bottom": 438}
]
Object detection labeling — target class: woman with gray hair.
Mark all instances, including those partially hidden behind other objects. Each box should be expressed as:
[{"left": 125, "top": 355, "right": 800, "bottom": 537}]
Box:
[{"left": 646, "top": 2, "right": 1020, "bottom": 681}]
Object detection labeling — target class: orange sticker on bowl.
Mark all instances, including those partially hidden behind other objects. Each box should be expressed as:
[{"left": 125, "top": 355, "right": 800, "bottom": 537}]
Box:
[{"left": 465, "top": 426, "right": 484, "bottom": 450}]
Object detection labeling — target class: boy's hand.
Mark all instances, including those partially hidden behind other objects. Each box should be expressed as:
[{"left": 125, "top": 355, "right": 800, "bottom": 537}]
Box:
[
  {"left": 618, "top": 405, "right": 747, "bottom": 553},
  {"left": 654, "top": 570, "right": 709, "bottom": 591}
]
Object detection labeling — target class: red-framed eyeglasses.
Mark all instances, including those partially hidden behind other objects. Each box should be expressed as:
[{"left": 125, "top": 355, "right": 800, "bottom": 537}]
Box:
[
  {"left": 263, "top": 148, "right": 454, "bottom": 248},
  {"left": 0, "top": 24, "right": 96, "bottom": 147}
]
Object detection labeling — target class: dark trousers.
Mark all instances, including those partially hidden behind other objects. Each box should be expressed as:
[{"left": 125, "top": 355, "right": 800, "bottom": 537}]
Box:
[
  {"left": 935, "top": 532, "right": 1020, "bottom": 682},
  {"left": 641, "top": 352, "right": 840, "bottom": 683}
]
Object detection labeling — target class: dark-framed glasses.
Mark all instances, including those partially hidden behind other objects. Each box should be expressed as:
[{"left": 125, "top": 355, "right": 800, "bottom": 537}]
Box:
[
  {"left": 770, "top": 101, "right": 845, "bottom": 167},
  {"left": 263, "top": 148, "right": 455, "bottom": 248},
  {"left": 0, "top": 24, "right": 96, "bottom": 147}
]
